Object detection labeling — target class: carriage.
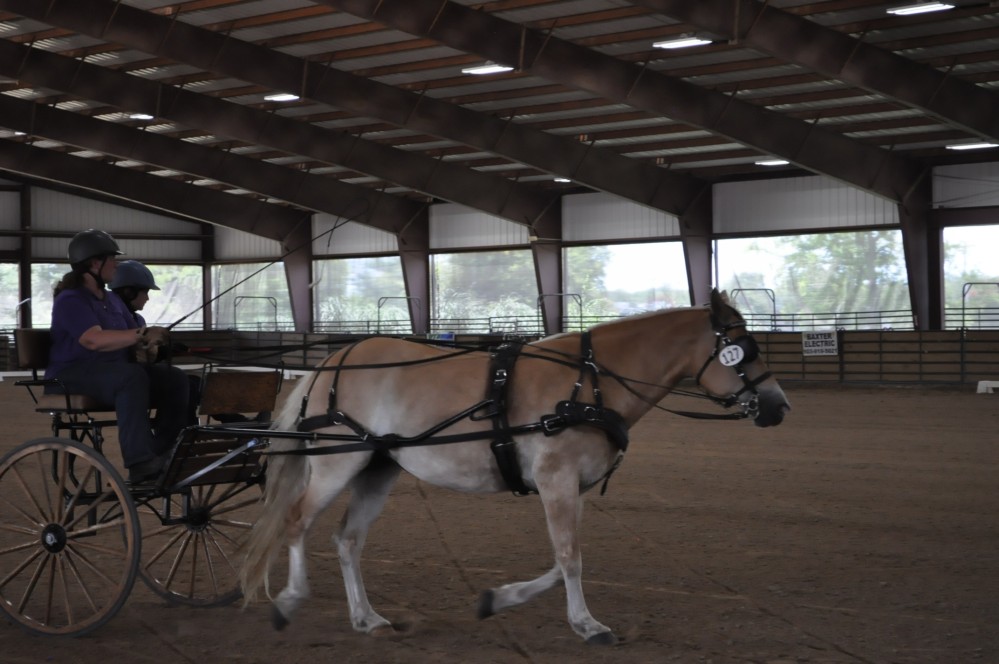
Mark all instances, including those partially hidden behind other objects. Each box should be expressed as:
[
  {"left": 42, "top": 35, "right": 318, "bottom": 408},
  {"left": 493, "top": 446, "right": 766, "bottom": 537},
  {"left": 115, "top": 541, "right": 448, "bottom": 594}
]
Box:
[
  {"left": 0, "top": 327, "right": 282, "bottom": 636},
  {"left": 0, "top": 290, "right": 789, "bottom": 644}
]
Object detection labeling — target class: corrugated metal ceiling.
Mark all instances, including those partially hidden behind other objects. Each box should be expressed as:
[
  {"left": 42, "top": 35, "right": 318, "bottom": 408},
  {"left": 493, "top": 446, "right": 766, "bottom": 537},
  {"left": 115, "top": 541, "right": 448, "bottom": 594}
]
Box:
[{"left": 0, "top": 0, "right": 998, "bottom": 236}]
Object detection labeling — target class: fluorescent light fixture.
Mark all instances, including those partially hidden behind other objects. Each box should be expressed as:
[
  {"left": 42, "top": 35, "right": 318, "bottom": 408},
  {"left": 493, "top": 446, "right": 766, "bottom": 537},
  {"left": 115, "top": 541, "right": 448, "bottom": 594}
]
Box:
[
  {"left": 652, "top": 36, "right": 712, "bottom": 50},
  {"left": 886, "top": 3, "right": 954, "bottom": 15},
  {"left": 129, "top": 113, "right": 154, "bottom": 120},
  {"left": 755, "top": 159, "right": 790, "bottom": 166},
  {"left": 461, "top": 62, "right": 514, "bottom": 75},
  {"left": 945, "top": 142, "right": 999, "bottom": 150},
  {"left": 553, "top": 177, "right": 571, "bottom": 183},
  {"left": 264, "top": 93, "right": 300, "bottom": 102}
]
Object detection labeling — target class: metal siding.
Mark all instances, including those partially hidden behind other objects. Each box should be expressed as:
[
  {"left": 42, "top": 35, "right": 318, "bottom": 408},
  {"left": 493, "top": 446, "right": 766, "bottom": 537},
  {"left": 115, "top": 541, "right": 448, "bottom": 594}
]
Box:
[
  {"left": 313, "top": 217, "right": 397, "bottom": 255},
  {"left": 214, "top": 226, "right": 282, "bottom": 260},
  {"left": 30, "top": 188, "right": 202, "bottom": 234},
  {"left": 933, "top": 162, "right": 999, "bottom": 208},
  {"left": 429, "top": 204, "right": 530, "bottom": 249},
  {"left": 562, "top": 192, "right": 680, "bottom": 242},
  {"left": 713, "top": 176, "right": 898, "bottom": 234},
  {"left": 0, "top": 191, "right": 18, "bottom": 230}
]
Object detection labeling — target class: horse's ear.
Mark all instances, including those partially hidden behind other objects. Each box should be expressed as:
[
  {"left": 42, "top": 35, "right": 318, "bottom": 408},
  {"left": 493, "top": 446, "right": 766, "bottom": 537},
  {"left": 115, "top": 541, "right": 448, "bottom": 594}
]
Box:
[{"left": 710, "top": 288, "right": 730, "bottom": 310}]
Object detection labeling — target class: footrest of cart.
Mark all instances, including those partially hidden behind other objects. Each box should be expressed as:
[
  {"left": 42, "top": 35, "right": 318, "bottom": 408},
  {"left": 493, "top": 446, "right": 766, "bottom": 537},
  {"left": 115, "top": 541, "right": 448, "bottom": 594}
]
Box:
[{"left": 160, "top": 425, "right": 269, "bottom": 491}]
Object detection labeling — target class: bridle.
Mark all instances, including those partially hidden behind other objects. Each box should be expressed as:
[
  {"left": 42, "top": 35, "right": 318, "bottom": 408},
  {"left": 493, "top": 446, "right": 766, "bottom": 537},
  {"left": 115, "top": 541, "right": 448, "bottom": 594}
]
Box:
[{"left": 693, "top": 316, "right": 772, "bottom": 418}]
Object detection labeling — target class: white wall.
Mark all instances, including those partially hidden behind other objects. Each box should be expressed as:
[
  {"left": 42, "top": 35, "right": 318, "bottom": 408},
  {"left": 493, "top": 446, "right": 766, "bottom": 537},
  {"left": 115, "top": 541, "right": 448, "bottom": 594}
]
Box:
[
  {"left": 713, "top": 176, "right": 898, "bottom": 234},
  {"left": 313, "top": 215, "right": 396, "bottom": 255},
  {"left": 429, "top": 203, "right": 530, "bottom": 249},
  {"left": 562, "top": 192, "right": 680, "bottom": 241},
  {"left": 29, "top": 188, "right": 203, "bottom": 261}
]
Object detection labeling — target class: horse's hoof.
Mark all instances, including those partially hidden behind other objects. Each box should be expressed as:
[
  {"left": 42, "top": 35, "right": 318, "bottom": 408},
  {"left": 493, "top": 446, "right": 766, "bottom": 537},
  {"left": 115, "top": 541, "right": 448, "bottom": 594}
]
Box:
[
  {"left": 271, "top": 606, "right": 290, "bottom": 631},
  {"left": 477, "top": 590, "right": 495, "bottom": 620},
  {"left": 585, "top": 631, "right": 618, "bottom": 646}
]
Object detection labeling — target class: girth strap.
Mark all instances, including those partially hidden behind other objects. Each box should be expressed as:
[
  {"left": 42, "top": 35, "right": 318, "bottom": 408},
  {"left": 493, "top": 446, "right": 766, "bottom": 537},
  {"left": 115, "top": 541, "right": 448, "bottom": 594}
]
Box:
[{"left": 486, "top": 341, "right": 534, "bottom": 496}]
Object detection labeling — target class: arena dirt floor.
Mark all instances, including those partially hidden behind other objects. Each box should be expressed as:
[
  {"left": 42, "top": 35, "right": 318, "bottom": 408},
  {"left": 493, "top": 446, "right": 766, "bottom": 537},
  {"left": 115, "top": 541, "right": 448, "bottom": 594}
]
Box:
[{"left": 0, "top": 377, "right": 997, "bottom": 664}]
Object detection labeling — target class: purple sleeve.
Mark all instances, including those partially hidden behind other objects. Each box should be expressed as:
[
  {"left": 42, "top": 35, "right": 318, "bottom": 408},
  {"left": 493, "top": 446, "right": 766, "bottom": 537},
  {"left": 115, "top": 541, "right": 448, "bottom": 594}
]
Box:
[{"left": 45, "top": 289, "right": 135, "bottom": 378}]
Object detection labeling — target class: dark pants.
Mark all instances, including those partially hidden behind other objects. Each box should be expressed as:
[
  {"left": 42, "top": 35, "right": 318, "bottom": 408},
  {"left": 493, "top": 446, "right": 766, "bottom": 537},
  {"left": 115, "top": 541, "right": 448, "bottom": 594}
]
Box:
[{"left": 50, "top": 361, "right": 190, "bottom": 468}]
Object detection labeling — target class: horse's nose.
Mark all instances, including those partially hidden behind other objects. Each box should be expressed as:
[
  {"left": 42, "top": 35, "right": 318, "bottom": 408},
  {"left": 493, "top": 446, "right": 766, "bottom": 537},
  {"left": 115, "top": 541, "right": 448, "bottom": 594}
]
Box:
[{"left": 754, "top": 399, "right": 790, "bottom": 428}]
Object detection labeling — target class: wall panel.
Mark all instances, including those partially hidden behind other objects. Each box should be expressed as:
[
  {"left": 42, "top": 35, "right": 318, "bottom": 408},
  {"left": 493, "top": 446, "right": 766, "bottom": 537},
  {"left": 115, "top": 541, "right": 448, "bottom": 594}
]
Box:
[
  {"left": 933, "top": 162, "right": 999, "bottom": 208},
  {"left": 714, "top": 176, "right": 898, "bottom": 235},
  {"left": 214, "top": 226, "right": 281, "bottom": 260},
  {"left": 430, "top": 204, "right": 529, "bottom": 249},
  {"left": 562, "top": 192, "right": 679, "bottom": 241},
  {"left": 313, "top": 217, "right": 396, "bottom": 255}
]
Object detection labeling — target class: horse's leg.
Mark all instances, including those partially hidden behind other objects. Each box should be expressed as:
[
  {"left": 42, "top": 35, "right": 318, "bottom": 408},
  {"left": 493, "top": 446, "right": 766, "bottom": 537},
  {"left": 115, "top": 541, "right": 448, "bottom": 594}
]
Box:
[
  {"left": 537, "top": 468, "right": 616, "bottom": 645},
  {"left": 335, "top": 455, "right": 402, "bottom": 634},
  {"left": 271, "top": 454, "right": 371, "bottom": 630},
  {"left": 477, "top": 564, "right": 563, "bottom": 618}
]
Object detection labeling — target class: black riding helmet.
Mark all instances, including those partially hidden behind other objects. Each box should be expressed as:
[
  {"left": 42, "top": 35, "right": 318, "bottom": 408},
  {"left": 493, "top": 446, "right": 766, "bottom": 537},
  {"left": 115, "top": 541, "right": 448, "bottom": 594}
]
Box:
[{"left": 68, "top": 229, "right": 123, "bottom": 266}]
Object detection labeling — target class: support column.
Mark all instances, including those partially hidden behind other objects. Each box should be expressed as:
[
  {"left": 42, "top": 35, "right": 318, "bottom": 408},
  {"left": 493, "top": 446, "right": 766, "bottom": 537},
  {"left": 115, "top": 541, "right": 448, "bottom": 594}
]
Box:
[
  {"left": 398, "top": 209, "right": 430, "bottom": 335},
  {"left": 281, "top": 214, "right": 315, "bottom": 333},
  {"left": 679, "top": 185, "right": 713, "bottom": 305},
  {"left": 531, "top": 205, "right": 563, "bottom": 336},
  {"left": 898, "top": 180, "right": 939, "bottom": 330},
  {"left": 18, "top": 184, "right": 32, "bottom": 328}
]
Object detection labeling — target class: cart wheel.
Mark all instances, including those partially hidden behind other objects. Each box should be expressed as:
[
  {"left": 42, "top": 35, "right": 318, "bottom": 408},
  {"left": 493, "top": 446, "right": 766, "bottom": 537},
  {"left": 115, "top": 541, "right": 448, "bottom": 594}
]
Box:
[
  {"left": 0, "top": 437, "right": 140, "bottom": 636},
  {"left": 137, "top": 479, "right": 261, "bottom": 607}
]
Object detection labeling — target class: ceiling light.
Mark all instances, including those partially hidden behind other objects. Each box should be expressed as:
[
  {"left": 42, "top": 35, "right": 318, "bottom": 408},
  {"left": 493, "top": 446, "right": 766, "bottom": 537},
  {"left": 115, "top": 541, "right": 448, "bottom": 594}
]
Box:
[
  {"left": 755, "top": 159, "right": 790, "bottom": 166},
  {"left": 652, "top": 36, "right": 712, "bottom": 50},
  {"left": 461, "top": 62, "right": 514, "bottom": 75},
  {"left": 945, "top": 142, "right": 999, "bottom": 150},
  {"left": 264, "top": 93, "right": 300, "bottom": 102},
  {"left": 553, "top": 177, "right": 571, "bottom": 183},
  {"left": 129, "top": 113, "right": 154, "bottom": 120},
  {"left": 886, "top": 3, "right": 954, "bottom": 15}
]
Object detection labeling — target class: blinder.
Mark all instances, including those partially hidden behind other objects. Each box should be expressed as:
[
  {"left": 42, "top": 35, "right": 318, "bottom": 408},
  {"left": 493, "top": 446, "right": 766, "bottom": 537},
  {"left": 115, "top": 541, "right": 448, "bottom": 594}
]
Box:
[{"left": 695, "top": 319, "right": 770, "bottom": 417}]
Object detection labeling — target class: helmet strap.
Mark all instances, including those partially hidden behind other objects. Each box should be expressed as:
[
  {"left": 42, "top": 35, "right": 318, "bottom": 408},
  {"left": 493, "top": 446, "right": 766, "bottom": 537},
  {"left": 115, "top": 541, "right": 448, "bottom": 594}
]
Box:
[{"left": 87, "top": 256, "right": 111, "bottom": 290}]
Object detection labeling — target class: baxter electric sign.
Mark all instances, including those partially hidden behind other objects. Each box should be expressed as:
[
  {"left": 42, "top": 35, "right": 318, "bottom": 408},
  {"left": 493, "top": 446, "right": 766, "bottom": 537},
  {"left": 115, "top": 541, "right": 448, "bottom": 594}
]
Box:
[{"left": 802, "top": 331, "right": 839, "bottom": 356}]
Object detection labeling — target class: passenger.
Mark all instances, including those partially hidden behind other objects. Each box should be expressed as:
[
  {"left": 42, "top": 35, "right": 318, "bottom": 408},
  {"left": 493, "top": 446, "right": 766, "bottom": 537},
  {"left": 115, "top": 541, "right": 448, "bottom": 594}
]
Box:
[
  {"left": 110, "top": 259, "right": 202, "bottom": 426},
  {"left": 46, "top": 229, "right": 189, "bottom": 483}
]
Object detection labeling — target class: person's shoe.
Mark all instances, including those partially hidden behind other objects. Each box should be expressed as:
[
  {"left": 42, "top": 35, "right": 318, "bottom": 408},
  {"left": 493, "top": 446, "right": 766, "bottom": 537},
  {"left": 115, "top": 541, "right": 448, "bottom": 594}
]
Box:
[{"left": 127, "top": 455, "right": 165, "bottom": 483}]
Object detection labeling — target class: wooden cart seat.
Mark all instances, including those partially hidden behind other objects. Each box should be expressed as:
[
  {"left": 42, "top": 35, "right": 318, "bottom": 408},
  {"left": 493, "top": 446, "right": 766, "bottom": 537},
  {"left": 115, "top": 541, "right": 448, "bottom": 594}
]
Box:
[
  {"left": 14, "top": 328, "right": 116, "bottom": 414},
  {"left": 197, "top": 368, "right": 281, "bottom": 424}
]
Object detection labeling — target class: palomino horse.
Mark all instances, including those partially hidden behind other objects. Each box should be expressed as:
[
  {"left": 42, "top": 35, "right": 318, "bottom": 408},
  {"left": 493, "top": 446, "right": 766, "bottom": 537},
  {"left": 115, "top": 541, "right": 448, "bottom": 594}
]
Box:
[{"left": 240, "top": 289, "right": 789, "bottom": 644}]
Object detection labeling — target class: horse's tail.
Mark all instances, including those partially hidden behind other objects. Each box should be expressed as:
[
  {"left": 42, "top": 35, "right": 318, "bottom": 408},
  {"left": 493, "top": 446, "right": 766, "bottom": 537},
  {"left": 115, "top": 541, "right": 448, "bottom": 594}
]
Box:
[{"left": 240, "top": 374, "right": 314, "bottom": 604}]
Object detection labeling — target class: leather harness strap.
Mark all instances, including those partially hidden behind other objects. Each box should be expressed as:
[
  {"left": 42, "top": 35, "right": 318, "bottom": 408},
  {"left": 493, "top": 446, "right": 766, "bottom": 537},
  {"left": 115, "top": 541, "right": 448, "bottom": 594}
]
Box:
[{"left": 288, "top": 336, "right": 630, "bottom": 496}]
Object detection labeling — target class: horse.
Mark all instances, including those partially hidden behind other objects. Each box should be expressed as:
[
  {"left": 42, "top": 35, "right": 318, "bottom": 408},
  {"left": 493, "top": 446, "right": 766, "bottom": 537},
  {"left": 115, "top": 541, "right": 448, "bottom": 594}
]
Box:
[{"left": 240, "top": 289, "right": 789, "bottom": 645}]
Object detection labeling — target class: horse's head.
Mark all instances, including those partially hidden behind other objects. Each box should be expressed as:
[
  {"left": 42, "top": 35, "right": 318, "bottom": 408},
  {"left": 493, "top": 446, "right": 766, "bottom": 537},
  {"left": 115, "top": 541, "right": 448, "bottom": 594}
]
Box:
[{"left": 693, "top": 289, "right": 790, "bottom": 427}]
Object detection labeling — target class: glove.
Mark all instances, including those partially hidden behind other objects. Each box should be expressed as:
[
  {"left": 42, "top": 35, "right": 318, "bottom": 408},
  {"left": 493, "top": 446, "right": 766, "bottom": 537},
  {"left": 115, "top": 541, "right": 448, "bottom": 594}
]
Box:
[{"left": 135, "top": 326, "right": 171, "bottom": 364}]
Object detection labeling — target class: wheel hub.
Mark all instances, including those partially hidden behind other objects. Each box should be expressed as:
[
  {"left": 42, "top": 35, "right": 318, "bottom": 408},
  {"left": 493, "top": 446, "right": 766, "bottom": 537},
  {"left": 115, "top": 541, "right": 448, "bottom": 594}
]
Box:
[{"left": 40, "top": 523, "right": 67, "bottom": 553}]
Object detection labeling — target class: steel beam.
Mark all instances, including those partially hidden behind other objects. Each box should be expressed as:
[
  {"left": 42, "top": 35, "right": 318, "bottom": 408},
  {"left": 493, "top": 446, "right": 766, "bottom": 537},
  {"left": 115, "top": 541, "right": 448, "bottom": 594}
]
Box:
[
  {"left": 0, "top": 94, "right": 421, "bottom": 237},
  {"left": 0, "top": 39, "right": 552, "bottom": 232},
  {"left": 325, "top": 0, "right": 927, "bottom": 204},
  {"left": 0, "top": 141, "right": 307, "bottom": 241},
  {"left": 0, "top": 0, "right": 703, "bottom": 218},
  {"left": 631, "top": 0, "right": 999, "bottom": 142}
]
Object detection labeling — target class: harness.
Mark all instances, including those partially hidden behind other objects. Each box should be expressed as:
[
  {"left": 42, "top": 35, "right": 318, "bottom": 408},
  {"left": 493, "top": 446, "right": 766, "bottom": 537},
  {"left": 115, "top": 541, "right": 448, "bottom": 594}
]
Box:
[
  {"left": 484, "top": 334, "right": 628, "bottom": 495},
  {"left": 291, "top": 334, "right": 629, "bottom": 496},
  {"left": 279, "top": 315, "right": 767, "bottom": 495}
]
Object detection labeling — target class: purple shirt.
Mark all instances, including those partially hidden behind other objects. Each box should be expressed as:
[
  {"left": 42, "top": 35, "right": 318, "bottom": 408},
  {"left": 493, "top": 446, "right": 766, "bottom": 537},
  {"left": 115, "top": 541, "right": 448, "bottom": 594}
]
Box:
[{"left": 45, "top": 287, "right": 138, "bottom": 379}]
